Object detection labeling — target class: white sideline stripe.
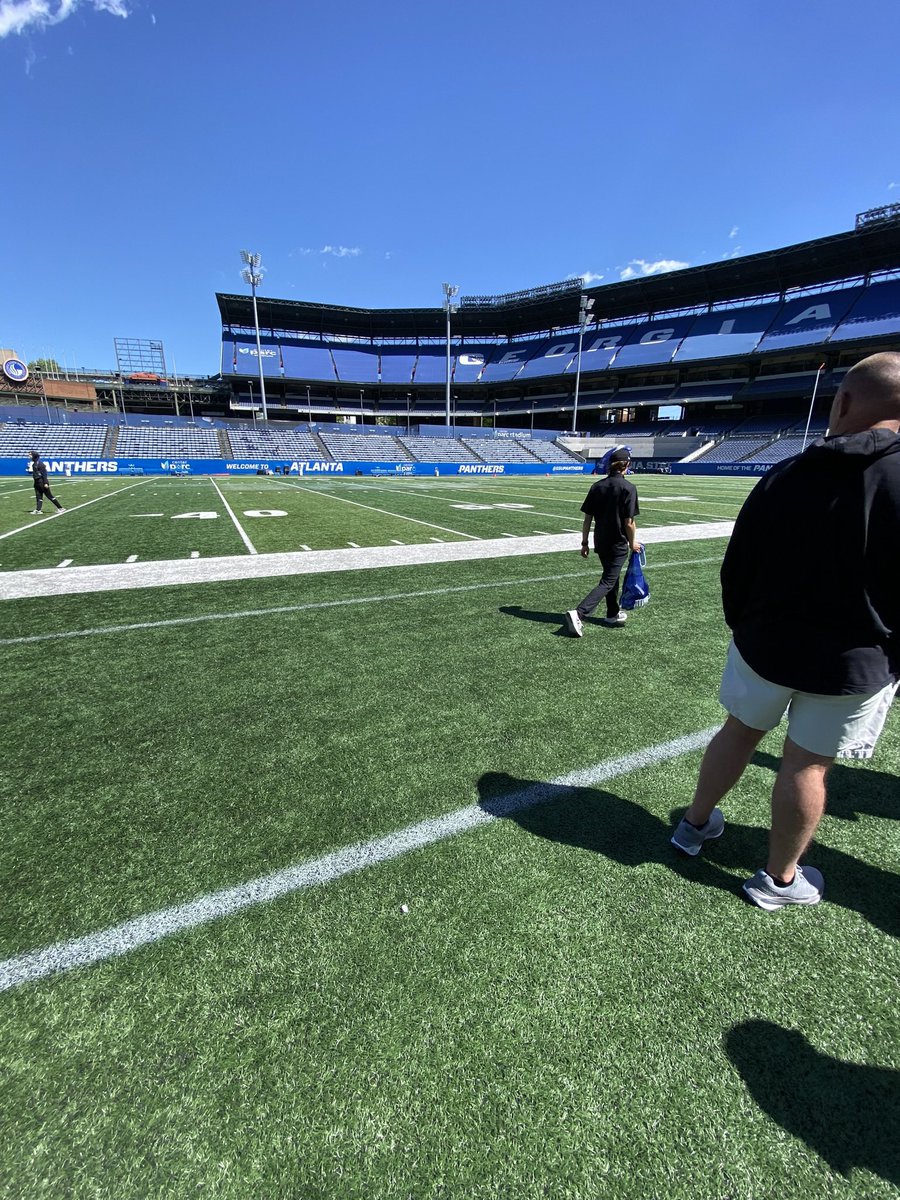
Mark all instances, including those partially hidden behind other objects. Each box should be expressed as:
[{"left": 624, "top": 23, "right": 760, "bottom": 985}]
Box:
[
  {"left": 0, "top": 727, "right": 717, "bottom": 993},
  {"left": 0, "top": 522, "right": 734, "bottom": 600},
  {"left": 209, "top": 477, "right": 257, "bottom": 555},
  {"left": 0, "top": 479, "right": 151, "bottom": 542},
  {"left": 0, "top": 557, "right": 722, "bottom": 646}
]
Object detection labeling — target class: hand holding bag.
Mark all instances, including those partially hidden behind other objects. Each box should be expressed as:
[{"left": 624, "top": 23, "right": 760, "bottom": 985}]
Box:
[{"left": 621, "top": 547, "right": 650, "bottom": 610}]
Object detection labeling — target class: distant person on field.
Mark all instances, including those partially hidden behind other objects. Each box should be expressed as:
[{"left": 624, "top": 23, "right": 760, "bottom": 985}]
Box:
[
  {"left": 29, "top": 451, "right": 64, "bottom": 515},
  {"left": 671, "top": 352, "right": 900, "bottom": 911},
  {"left": 565, "top": 447, "right": 641, "bottom": 637}
]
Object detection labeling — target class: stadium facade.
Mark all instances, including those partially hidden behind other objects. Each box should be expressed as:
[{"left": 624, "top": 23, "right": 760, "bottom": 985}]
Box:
[
  {"left": 215, "top": 209, "right": 900, "bottom": 431},
  {"left": 2, "top": 209, "right": 899, "bottom": 477}
]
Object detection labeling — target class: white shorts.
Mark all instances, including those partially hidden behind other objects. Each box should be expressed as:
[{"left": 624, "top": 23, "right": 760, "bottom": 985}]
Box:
[{"left": 719, "top": 640, "right": 899, "bottom": 760}]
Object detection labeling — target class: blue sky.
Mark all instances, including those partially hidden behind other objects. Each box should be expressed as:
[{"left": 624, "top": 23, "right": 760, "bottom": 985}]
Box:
[{"left": 2, "top": 0, "right": 899, "bottom": 374}]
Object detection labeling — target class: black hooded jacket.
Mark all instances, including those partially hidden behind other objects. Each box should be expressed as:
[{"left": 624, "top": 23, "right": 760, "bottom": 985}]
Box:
[{"left": 721, "top": 429, "right": 900, "bottom": 695}]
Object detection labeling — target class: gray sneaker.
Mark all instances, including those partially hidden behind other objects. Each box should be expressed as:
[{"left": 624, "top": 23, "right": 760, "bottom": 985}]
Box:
[
  {"left": 670, "top": 808, "right": 725, "bottom": 856},
  {"left": 743, "top": 865, "right": 824, "bottom": 911},
  {"left": 564, "top": 610, "right": 584, "bottom": 638},
  {"left": 600, "top": 612, "right": 627, "bottom": 626}
]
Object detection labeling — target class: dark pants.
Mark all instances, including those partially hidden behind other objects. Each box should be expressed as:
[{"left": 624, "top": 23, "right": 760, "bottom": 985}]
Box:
[
  {"left": 34, "top": 483, "right": 63, "bottom": 511},
  {"left": 576, "top": 545, "right": 628, "bottom": 619}
]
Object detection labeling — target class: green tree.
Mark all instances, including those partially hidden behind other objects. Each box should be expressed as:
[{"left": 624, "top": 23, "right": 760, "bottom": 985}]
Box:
[{"left": 27, "top": 357, "right": 61, "bottom": 374}]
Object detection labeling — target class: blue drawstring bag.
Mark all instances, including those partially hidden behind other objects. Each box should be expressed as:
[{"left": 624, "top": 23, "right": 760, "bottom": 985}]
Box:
[{"left": 621, "top": 548, "right": 650, "bottom": 610}]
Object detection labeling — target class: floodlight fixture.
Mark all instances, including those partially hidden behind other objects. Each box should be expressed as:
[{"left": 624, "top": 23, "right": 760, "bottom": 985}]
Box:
[{"left": 239, "top": 248, "right": 268, "bottom": 422}]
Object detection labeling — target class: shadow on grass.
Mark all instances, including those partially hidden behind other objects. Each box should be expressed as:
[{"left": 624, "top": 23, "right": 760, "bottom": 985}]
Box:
[
  {"left": 725, "top": 1020, "right": 900, "bottom": 1187},
  {"left": 477, "top": 772, "right": 899, "bottom": 936},
  {"left": 498, "top": 606, "right": 626, "bottom": 635},
  {"left": 498, "top": 605, "right": 569, "bottom": 635},
  {"left": 752, "top": 750, "right": 900, "bottom": 822}
]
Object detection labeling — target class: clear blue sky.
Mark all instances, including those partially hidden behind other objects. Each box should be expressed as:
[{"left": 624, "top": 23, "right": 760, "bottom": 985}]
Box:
[{"left": 2, "top": 0, "right": 899, "bottom": 375}]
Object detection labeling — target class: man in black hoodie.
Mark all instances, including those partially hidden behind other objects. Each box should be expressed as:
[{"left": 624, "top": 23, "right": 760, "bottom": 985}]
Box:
[{"left": 670, "top": 352, "right": 900, "bottom": 910}]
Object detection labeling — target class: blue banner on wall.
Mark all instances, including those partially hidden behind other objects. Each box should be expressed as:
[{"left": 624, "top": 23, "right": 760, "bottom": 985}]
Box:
[{"left": 0, "top": 457, "right": 593, "bottom": 478}]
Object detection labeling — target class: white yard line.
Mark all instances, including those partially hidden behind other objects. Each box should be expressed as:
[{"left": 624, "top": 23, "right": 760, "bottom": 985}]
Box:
[
  {"left": 0, "top": 727, "right": 717, "bottom": 993},
  {"left": 274, "top": 479, "right": 481, "bottom": 541},
  {"left": 0, "top": 558, "right": 724, "bottom": 647},
  {"left": 0, "top": 479, "right": 152, "bottom": 542},
  {"left": 0, "top": 522, "right": 734, "bottom": 600},
  {"left": 209, "top": 477, "right": 257, "bottom": 555}
]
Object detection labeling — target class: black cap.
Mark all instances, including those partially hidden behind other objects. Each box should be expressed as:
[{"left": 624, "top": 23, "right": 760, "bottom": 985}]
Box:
[{"left": 609, "top": 448, "right": 631, "bottom": 464}]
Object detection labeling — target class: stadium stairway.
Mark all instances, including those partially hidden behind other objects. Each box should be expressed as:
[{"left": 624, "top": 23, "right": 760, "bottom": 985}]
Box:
[
  {"left": 217, "top": 429, "right": 231, "bottom": 456},
  {"left": 103, "top": 427, "right": 119, "bottom": 456},
  {"left": 311, "top": 430, "right": 334, "bottom": 459}
]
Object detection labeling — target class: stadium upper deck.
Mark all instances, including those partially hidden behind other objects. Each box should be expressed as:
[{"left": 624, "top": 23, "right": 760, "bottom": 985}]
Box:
[{"left": 214, "top": 214, "right": 900, "bottom": 430}]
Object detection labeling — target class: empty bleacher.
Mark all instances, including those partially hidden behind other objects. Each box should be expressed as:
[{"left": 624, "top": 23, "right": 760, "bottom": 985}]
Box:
[
  {"left": 741, "top": 437, "right": 809, "bottom": 465},
  {"left": 0, "top": 423, "right": 108, "bottom": 458},
  {"left": 522, "top": 439, "right": 583, "bottom": 463},
  {"left": 226, "top": 428, "right": 326, "bottom": 459},
  {"left": 397, "top": 437, "right": 482, "bottom": 463},
  {"left": 461, "top": 438, "right": 537, "bottom": 464},
  {"left": 694, "top": 437, "right": 773, "bottom": 464},
  {"left": 318, "top": 432, "right": 413, "bottom": 461},
  {"left": 116, "top": 427, "right": 223, "bottom": 458}
]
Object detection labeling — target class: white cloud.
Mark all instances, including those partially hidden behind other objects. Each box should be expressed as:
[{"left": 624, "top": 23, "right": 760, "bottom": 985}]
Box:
[
  {"left": 729, "top": 225, "right": 739, "bottom": 238},
  {"left": 722, "top": 245, "right": 742, "bottom": 260},
  {"left": 889, "top": 182, "right": 899, "bottom": 190},
  {"left": 581, "top": 271, "right": 604, "bottom": 284},
  {"left": 619, "top": 258, "right": 689, "bottom": 281},
  {"left": 321, "top": 245, "right": 361, "bottom": 258},
  {"left": 0, "top": 0, "right": 128, "bottom": 37}
]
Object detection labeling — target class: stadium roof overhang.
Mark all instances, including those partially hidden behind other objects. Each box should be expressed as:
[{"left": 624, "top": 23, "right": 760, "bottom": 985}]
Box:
[{"left": 216, "top": 219, "right": 900, "bottom": 341}]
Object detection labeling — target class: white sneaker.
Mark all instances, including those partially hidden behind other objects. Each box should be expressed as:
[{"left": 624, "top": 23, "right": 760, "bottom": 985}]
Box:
[
  {"left": 564, "top": 610, "right": 584, "bottom": 638},
  {"left": 29, "top": 510, "right": 43, "bottom": 515},
  {"left": 600, "top": 612, "right": 627, "bottom": 626}
]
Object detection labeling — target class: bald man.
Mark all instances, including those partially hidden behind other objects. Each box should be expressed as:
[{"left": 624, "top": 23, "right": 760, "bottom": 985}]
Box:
[{"left": 670, "top": 352, "right": 900, "bottom": 910}]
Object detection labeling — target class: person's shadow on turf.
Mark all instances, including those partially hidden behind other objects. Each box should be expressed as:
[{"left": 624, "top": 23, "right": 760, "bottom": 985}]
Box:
[
  {"left": 725, "top": 1020, "right": 900, "bottom": 1187},
  {"left": 499, "top": 606, "right": 623, "bottom": 634},
  {"left": 753, "top": 750, "right": 900, "bottom": 822},
  {"left": 498, "top": 605, "right": 569, "bottom": 634},
  {"left": 477, "top": 771, "right": 900, "bottom": 936}
]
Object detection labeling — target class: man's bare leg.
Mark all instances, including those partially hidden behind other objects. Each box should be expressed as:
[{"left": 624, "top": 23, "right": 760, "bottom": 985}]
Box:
[
  {"left": 766, "top": 736, "right": 832, "bottom": 883},
  {"left": 684, "top": 715, "right": 767, "bottom": 827}
]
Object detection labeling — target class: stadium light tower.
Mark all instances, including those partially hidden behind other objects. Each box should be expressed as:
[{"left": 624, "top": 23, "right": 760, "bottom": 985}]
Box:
[
  {"left": 442, "top": 282, "right": 459, "bottom": 428},
  {"left": 240, "top": 249, "right": 269, "bottom": 422},
  {"left": 571, "top": 294, "right": 595, "bottom": 433}
]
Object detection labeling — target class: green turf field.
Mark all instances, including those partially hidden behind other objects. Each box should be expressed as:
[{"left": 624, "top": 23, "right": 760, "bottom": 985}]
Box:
[{"left": 0, "top": 475, "right": 897, "bottom": 1198}]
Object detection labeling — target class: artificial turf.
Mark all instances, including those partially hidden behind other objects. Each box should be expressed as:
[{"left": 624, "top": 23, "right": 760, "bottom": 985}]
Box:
[{"left": 0, "top": 478, "right": 897, "bottom": 1198}]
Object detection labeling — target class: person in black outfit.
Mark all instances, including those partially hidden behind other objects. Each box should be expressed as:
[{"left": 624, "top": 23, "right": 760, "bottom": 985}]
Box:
[
  {"left": 29, "top": 451, "right": 65, "bottom": 515},
  {"left": 564, "top": 448, "right": 641, "bottom": 637},
  {"left": 671, "top": 351, "right": 900, "bottom": 911}
]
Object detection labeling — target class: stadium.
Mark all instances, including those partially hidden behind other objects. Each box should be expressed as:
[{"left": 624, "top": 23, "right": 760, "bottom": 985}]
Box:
[
  {"left": 2, "top": 211, "right": 899, "bottom": 1199},
  {"left": 3, "top": 206, "right": 900, "bottom": 485}
]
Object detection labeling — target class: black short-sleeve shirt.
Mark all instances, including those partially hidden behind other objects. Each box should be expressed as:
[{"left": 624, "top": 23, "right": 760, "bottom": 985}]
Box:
[{"left": 581, "top": 474, "right": 639, "bottom": 550}]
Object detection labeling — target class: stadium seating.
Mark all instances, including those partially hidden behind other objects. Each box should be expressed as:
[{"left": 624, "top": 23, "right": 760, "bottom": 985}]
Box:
[
  {"left": 0, "top": 423, "right": 108, "bottom": 458},
  {"left": 317, "top": 433, "right": 413, "bottom": 461},
  {"left": 523, "top": 439, "right": 583, "bottom": 463},
  {"left": 226, "top": 429, "right": 326, "bottom": 459},
  {"left": 116, "top": 428, "right": 222, "bottom": 458},
  {"left": 694, "top": 437, "right": 772, "bottom": 464},
  {"left": 397, "top": 437, "right": 482, "bottom": 463},
  {"left": 461, "top": 438, "right": 537, "bottom": 464},
  {"left": 741, "top": 437, "right": 809, "bottom": 464}
]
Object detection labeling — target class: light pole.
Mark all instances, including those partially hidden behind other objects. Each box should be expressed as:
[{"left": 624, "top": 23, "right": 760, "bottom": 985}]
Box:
[
  {"left": 240, "top": 249, "right": 269, "bottom": 423},
  {"left": 442, "top": 282, "right": 459, "bottom": 429},
  {"left": 572, "top": 294, "right": 594, "bottom": 434},
  {"left": 801, "top": 362, "right": 827, "bottom": 451}
]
